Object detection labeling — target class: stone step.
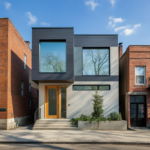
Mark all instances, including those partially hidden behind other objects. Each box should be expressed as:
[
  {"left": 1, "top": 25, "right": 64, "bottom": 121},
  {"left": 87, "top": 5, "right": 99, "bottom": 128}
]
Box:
[
  {"left": 35, "top": 122, "right": 72, "bottom": 125},
  {"left": 36, "top": 119, "right": 71, "bottom": 123},
  {"left": 34, "top": 124, "right": 77, "bottom": 127},
  {"left": 33, "top": 127, "right": 79, "bottom": 130},
  {"left": 34, "top": 122, "right": 76, "bottom": 127},
  {"left": 33, "top": 119, "right": 78, "bottom": 130}
]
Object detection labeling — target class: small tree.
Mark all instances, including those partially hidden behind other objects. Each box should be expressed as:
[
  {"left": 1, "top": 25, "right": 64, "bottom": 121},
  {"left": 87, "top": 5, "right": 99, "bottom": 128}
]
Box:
[{"left": 91, "top": 90, "right": 104, "bottom": 119}]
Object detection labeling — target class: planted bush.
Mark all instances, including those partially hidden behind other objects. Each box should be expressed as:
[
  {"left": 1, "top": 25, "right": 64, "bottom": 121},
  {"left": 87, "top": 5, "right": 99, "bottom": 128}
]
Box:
[
  {"left": 91, "top": 90, "right": 104, "bottom": 119},
  {"left": 108, "top": 112, "right": 122, "bottom": 121}
]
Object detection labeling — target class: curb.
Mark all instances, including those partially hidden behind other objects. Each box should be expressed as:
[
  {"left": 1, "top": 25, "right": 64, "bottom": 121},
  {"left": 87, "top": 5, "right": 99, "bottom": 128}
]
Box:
[{"left": 0, "top": 142, "right": 150, "bottom": 145}]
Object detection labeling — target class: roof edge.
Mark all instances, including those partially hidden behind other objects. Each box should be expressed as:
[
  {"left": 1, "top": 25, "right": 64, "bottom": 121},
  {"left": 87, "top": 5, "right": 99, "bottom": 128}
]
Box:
[
  {"left": 32, "top": 27, "right": 74, "bottom": 29},
  {"left": 74, "top": 34, "right": 118, "bottom": 36}
]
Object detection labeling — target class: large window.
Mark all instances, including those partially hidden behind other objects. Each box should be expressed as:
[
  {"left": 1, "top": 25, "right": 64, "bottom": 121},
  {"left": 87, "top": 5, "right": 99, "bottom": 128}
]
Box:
[
  {"left": 83, "top": 48, "right": 109, "bottom": 75},
  {"left": 73, "top": 85, "right": 110, "bottom": 90},
  {"left": 40, "top": 41, "right": 66, "bottom": 72},
  {"left": 135, "top": 67, "right": 145, "bottom": 85}
]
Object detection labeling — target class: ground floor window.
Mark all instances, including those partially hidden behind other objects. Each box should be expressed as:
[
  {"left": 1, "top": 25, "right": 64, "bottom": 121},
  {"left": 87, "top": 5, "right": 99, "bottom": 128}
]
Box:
[
  {"left": 73, "top": 85, "right": 110, "bottom": 90},
  {"left": 130, "top": 95, "right": 146, "bottom": 127}
]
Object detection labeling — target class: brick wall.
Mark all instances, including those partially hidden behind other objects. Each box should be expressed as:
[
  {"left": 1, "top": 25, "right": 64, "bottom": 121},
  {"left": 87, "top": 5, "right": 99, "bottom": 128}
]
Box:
[
  {"left": 120, "top": 45, "right": 150, "bottom": 127},
  {"left": 0, "top": 19, "right": 8, "bottom": 119},
  {"left": 0, "top": 18, "right": 38, "bottom": 121},
  {"left": 128, "top": 46, "right": 150, "bottom": 126}
]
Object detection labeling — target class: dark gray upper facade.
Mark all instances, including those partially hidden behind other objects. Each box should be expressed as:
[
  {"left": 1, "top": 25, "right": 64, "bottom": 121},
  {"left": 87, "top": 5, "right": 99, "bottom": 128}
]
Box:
[{"left": 32, "top": 28, "right": 118, "bottom": 83}]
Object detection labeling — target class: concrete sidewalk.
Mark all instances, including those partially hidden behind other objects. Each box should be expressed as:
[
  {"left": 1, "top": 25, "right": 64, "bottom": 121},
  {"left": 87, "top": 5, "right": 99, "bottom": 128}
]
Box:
[{"left": 0, "top": 130, "right": 150, "bottom": 144}]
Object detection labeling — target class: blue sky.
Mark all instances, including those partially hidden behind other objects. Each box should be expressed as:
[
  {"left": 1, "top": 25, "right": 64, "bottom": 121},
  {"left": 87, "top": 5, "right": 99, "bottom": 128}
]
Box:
[{"left": 0, "top": 0, "right": 150, "bottom": 53}]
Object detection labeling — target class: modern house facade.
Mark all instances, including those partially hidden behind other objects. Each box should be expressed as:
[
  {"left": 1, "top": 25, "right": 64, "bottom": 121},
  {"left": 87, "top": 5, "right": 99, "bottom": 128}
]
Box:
[
  {"left": 0, "top": 18, "right": 38, "bottom": 129},
  {"left": 32, "top": 28, "right": 119, "bottom": 121},
  {"left": 119, "top": 45, "right": 150, "bottom": 127}
]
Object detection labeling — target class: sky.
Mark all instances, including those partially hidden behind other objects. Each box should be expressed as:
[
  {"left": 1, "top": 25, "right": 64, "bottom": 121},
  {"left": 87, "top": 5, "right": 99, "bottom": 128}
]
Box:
[{"left": 0, "top": 0, "right": 150, "bottom": 53}]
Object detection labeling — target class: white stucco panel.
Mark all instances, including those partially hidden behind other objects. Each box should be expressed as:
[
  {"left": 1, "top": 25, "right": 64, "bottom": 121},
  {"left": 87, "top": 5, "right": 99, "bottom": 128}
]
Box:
[{"left": 110, "top": 47, "right": 119, "bottom": 75}]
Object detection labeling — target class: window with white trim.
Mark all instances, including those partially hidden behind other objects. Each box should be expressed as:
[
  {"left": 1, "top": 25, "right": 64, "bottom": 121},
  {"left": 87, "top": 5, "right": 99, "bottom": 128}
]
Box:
[
  {"left": 24, "top": 54, "right": 27, "bottom": 70},
  {"left": 135, "top": 67, "right": 145, "bottom": 85}
]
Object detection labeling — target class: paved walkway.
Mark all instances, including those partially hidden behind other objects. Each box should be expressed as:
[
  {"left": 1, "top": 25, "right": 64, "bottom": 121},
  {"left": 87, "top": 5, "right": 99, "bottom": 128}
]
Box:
[{"left": 0, "top": 129, "right": 150, "bottom": 144}]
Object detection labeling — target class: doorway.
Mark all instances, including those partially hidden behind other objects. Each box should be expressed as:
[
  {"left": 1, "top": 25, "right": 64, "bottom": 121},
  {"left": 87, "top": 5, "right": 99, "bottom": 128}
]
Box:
[
  {"left": 130, "top": 96, "right": 146, "bottom": 127},
  {"left": 45, "top": 85, "right": 67, "bottom": 118}
]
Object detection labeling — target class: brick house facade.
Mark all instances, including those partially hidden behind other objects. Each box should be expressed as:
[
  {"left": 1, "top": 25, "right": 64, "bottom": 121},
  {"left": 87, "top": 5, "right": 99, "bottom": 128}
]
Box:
[
  {"left": 0, "top": 18, "right": 38, "bottom": 129},
  {"left": 119, "top": 44, "right": 150, "bottom": 127}
]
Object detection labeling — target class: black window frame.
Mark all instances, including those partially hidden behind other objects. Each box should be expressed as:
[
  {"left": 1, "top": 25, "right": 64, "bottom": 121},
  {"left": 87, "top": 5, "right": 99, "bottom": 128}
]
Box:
[
  {"left": 82, "top": 47, "right": 110, "bottom": 76},
  {"left": 39, "top": 40, "right": 67, "bottom": 73},
  {"left": 73, "top": 85, "right": 110, "bottom": 91}
]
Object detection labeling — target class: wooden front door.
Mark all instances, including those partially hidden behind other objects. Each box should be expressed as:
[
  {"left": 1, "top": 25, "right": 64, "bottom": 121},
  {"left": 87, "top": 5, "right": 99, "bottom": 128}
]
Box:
[{"left": 45, "top": 86, "right": 67, "bottom": 118}]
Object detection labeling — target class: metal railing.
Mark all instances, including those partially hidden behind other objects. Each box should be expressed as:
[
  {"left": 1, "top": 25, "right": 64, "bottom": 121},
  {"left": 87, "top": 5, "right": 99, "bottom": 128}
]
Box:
[{"left": 34, "top": 108, "right": 41, "bottom": 123}]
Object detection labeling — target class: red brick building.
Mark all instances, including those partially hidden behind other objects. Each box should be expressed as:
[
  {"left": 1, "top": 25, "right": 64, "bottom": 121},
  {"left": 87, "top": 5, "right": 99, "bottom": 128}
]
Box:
[
  {"left": 0, "top": 18, "right": 38, "bottom": 129},
  {"left": 119, "top": 44, "right": 150, "bottom": 127}
]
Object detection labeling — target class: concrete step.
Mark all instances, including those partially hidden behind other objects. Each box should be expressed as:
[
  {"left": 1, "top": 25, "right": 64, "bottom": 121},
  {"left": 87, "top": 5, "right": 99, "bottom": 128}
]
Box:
[
  {"left": 35, "top": 122, "right": 72, "bottom": 125},
  {"left": 33, "top": 119, "right": 78, "bottom": 130},
  {"left": 36, "top": 119, "right": 71, "bottom": 123},
  {"left": 34, "top": 124, "right": 77, "bottom": 127},
  {"left": 33, "top": 127, "right": 79, "bottom": 130}
]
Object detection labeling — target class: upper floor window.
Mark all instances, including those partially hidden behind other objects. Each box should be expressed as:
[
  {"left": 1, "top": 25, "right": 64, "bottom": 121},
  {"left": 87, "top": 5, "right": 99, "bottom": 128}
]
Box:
[
  {"left": 24, "top": 54, "right": 27, "bottom": 70},
  {"left": 39, "top": 41, "right": 66, "bottom": 72},
  {"left": 83, "top": 48, "right": 110, "bottom": 75},
  {"left": 21, "top": 81, "right": 24, "bottom": 96},
  {"left": 135, "top": 67, "right": 145, "bottom": 85}
]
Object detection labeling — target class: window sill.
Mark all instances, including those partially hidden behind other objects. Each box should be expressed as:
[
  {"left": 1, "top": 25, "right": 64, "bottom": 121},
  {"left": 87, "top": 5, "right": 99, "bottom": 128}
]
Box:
[{"left": 134, "top": 84, "right": 146, "bottom": 86}]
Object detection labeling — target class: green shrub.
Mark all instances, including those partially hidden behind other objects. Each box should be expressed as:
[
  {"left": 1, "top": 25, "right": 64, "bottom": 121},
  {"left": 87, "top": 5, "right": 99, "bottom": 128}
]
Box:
[
  {"left": 71, "top": 115, "right": 91, "bottom": 125},
  {"left": 91, "top": 90, "right": 104, "bottom": 119},
  {"left": 108, "top": 112, "right": 122, "bottom": 121}
]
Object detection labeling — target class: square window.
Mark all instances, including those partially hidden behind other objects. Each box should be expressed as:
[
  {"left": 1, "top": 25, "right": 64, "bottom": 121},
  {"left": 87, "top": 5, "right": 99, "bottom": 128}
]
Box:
[
  {"left": 83, "top": 48, "right": 110, "bottom": 75},
  {"left": 39, "top": 41, "right": 66, "bottom": 72}
]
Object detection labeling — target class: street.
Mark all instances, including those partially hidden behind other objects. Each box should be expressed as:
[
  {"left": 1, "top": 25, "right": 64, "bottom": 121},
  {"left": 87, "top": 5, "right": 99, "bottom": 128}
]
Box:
[{"left": 0, "top": 144, "right": 149, "bottom": 150}]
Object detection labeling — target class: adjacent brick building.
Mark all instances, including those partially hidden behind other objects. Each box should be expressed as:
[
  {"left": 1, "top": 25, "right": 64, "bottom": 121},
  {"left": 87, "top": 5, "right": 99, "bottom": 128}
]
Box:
[
  {"left": 119, "top": 44, "right": 150, "bottom": 127},
  {"left": 0, "top": 18, "right": 38, "bottom": 129}
]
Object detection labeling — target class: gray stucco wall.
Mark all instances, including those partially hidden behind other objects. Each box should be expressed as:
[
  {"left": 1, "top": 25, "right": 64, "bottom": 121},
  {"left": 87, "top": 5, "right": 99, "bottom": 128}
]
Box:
[{"left": 39, "top": 81, "right": 119, "bottom": 119}]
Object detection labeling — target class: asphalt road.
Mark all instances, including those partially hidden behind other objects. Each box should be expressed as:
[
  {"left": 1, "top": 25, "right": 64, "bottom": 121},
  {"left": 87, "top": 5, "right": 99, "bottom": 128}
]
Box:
[{"left": 0, "top": 144, "right": 150, "bottom": 150}]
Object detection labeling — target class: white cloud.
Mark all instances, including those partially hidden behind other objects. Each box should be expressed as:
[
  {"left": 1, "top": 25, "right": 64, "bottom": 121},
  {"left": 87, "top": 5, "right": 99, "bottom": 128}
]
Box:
[
  {"left": 85, "top": 0, "right": 98, "bottom": 10},
  {"left": 4, "top": 1, "right": 11, "bottom": 9},
  {"left": 122, "top": 24, "right": 141, "bottom": 36},
  {"left": 41, "top": 22, "right": 50, "bottom": 26},
  {"left": 27, "top": 12, "right": 37, "bottom": 25},
  {"left": 108, "top": 16, "right": 125, "bottom": 28},
  {"left": 114, "top": 26, "right": 129, "bottom": 32},
  {"left": 109, "top": 0, "right": 116, "bottom": 7}
]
